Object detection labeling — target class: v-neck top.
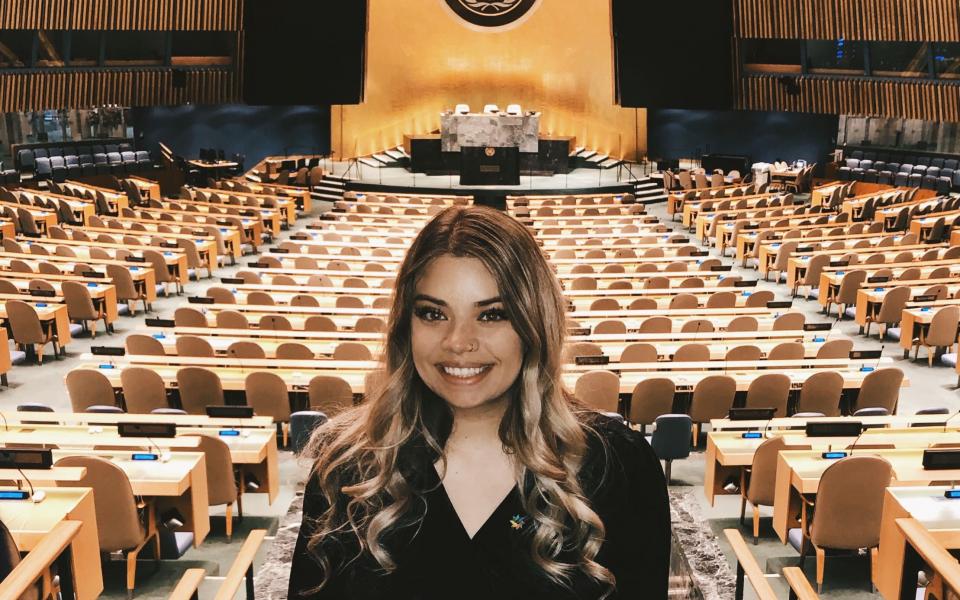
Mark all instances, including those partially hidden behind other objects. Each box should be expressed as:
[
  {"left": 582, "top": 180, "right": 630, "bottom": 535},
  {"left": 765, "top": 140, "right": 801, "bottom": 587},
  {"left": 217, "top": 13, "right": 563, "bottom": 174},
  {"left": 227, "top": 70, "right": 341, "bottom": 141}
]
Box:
[{"left": 287, "top": 414, "right": 671, "bottom": 600}]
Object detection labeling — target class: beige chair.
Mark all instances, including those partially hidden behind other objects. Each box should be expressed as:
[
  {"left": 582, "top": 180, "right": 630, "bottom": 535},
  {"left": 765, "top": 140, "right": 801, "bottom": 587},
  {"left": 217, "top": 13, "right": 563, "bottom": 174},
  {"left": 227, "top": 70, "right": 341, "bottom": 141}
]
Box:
[
  {"left": 308, "top": 375, "right": 354, "bottom": 415},
  {"left": 205, "top": 287, "right": 235, "bottom": 304},
  {"left": 688, "top": 375, "right": 737, "bottom": 444},
  {"left": 644, "top": 276, "right": 669, "bottom": 289},
  {"left": 176, "top": 367, "right": 224, "bottom": 414},
  {"left": 725, "top": 345, "right": 761, "bottom": 362},
  {"left": 594, "top": 320, "right": 627, "bottom": 335},
  {"left": 125, "top": 334, "right": 166, "bottom": 356},
  {"left": 852, "top": 368, "right": 904, "bottom": 414},
  {"left": 678, "top": 277, "right": 705, "bottom": 289},
  {"left": 726, "top": 316, "right": 758, "bottom": 332},
  {"left": 176, "top": 336, "right": 214, "bottom": 357},
  {"left": 796, "top": 371, "right": 843, "bottom": 416},
  {"left": 6, "top": 300, "right": 60, "bottom": 364},
  {"left": 259, "top": 314, "right": 292, "bottom": 330},
  {"left": 628, "top": 298, "right": 658, "bottom": 310},
  {"left": 62, "top": 280, "right": 109, "bottom": 338},
  {"left": 174, "top": 307, "right": 207, "bottom": 327},
  {"left": 794, "top": 456, "right": 893, "bottom": 593},
  {"left": 106, "top": 263, "right": 150, "bottom": 315},
  {"left": 186, "top": 434, "right": 241, "bottom": 538},
  {"left": 864, "top": 286, "right": 910, "bottom": 338},
  {"left": 590, "top": 298, "right": 620, "bottom": 311},
  {"left": 825, "top": 270, "right": 867, "bottom": 319},
  {"left": 227, "top": 341, "right": 266, "bottom": 359},
  {"left": 216, "top": 310, "right": 249, "bottom": 329},
  {"left": 55, "top": 456, "right": 160, "bottom": 600},
  {"left": 794, "top": 254, "right": 830, "bottom": 298},
  {"left": 291, "top": 294, "right": 320, "bottom": 307},
  {"left": 706, "top": 292, "right": 736, "bottom": 309},
  {"left": 669, "top": 294, "right": 698, "bottom": 310},
  {"left": 65, "top": 369, "right": 117, "bottom": 412},
  {"left": 620, "top": 343, "right": 658, "bottom": 363},
  {"left": 741, "top": 437, "right": 811, "bottom": 543},
  {"left": 178, "top": 238, "right": 211, "bottom": 279},
  {"left": 245, "top": 371, "right": 292, "bottom": 446},
  {"left": 767, "top": 241, "right": 799, "bottom": 283},
  {"left": 304, "top": 316, "right": 337, "bottom": 331},
  {"left": 673, "top": 343, "right": 709, "bottom": 362},
  {"left": 333, "top": 342, "right": 373, "bottom": 361},
  {"left": 680, "top": 319, "right": 714, "bottom": 333},
  {"left": 744, "top": 373, "right": 791, "bottom": 417},
  {"left": 121, "top": 367, "right": 170, "bottom": 413},
  {"left": 773, "top": 313, "right": 805, "bottom": 331},
  {"left": 276, "top": 342, "right": 314, "bottom": 360},
  {"left": 627, "top": 378, "right": 675, "bottom": 434},
  {"left": 815, "top": 339, "right": 853, "bottom": 360},
  {"left": 142, "top": 248, "right": 181, "bottom": 295},
  {"left": 246, "top": 291, "right": 275, "bottom": 306},
  {"left": 916, "top": 305, "right": 960, "bottom": 366},
  {"left": 744, "top": 290, "right": 775, "bottom": 308},
  {"left": 355, "top": 316, "right": 385, "bottom": 333},
  {"left": 574, "top": 370, "right": 621, "bottom": 414},
  {"left": 767, "top": 342, "right": 804, "bottom": 361},
  {"left": 639, "top": 316, "right": 672, "bottom": 333},
  {"left": 564, "top": 342, "right": 603, "bottom": 363}
]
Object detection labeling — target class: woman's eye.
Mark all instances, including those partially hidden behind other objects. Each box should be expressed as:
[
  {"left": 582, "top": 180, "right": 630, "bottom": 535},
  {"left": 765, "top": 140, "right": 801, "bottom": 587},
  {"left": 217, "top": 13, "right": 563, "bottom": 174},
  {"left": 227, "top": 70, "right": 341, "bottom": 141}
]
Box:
[
  {"left": 479, "top": 308, "right": 508, "bottom": 322},
  {"left": 414, "top": 306, "right": 446, "bottom": 322}
]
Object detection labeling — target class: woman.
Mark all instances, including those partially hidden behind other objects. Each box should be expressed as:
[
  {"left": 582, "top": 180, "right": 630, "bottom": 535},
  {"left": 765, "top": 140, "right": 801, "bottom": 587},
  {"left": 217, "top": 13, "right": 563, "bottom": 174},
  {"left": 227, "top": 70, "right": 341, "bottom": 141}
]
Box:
[{"left": 289, "top": 205, "right": 670, "bottom": 599}]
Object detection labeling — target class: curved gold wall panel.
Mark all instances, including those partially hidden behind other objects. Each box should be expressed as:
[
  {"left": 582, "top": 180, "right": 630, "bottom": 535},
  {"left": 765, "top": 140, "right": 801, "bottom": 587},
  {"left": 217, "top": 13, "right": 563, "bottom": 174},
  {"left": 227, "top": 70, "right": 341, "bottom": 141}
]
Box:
[
  {"left": 333, "top": 0, "right": 643, "bottom": 160},
  {"left": 0, "top": 0, "right": 241, "bottom": 31}
]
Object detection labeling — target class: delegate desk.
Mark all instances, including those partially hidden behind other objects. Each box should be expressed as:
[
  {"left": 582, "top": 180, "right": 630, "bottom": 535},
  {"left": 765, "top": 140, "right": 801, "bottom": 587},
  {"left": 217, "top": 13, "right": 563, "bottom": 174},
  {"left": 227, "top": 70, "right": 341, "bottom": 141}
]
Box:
[
  {"left": 727, "top": 219, "right": 853, "bottom": 263},
  {"left": 19, "top": 415, "right": 279, "bottom": 506},
  {"left": 877, "top": 486, "right": 960, "bottom": 599},
  {"left": 88, "top": 218, "right": 244, "bottom": 261},
  {"left": 704, "top": 427, "right": 960, "bottom": 506},
  {"left": 0, "top": 487, "right": 102, "bottom": 600},
  {"left": 16, "top": 237, "right": 191, "bottom": 285},
  {"left": 773, "top": 447, "right": 959, "bottom": 544},
  {"left": 816, "top": 258, "right": 960, "bottom": 310},
  {"left": 0, "top": 252, "right": 159, "bottom": 304},
  {"left": 63, "top": 227, "right": 220, "bottom": 271},
  {"left": 853, "top": 279, "right": 960, "bottom": 330}
]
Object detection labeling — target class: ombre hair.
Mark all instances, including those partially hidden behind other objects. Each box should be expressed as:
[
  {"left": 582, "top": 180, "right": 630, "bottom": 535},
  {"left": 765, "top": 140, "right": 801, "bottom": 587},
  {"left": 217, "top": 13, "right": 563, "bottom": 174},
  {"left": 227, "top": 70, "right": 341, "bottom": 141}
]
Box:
[{"left": 304, "top": 205, "right": 614, "bottom": 594}]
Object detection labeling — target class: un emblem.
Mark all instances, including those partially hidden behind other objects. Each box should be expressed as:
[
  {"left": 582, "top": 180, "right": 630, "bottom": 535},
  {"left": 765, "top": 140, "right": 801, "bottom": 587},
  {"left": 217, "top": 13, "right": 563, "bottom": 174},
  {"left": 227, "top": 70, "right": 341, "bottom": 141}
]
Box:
[{"left": 444, "top": 0, "right": 541, "bottom": 28}]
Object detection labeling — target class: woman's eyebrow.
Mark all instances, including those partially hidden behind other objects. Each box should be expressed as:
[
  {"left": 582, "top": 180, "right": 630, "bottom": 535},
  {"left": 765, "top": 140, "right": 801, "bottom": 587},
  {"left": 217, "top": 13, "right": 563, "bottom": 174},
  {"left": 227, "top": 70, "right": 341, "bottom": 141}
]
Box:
[
  {"left": 413, "top": 294, "right": 446, "bottom": 306},
  {"left": 476, "top": 297, "right": 502, "bottom": 307}
]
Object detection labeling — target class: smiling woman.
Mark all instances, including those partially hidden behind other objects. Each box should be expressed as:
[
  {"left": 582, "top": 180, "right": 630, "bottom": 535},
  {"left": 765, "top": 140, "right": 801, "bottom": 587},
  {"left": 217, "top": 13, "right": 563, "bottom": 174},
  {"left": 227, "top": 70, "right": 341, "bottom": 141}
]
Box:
[{"left": 288, "top": 206, "right": 670, "bottom": 600}]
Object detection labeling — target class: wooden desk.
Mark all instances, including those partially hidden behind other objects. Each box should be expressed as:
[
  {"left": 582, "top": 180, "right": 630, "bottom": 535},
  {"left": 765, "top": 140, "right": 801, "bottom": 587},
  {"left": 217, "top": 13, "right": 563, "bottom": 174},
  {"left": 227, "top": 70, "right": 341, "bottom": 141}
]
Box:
[
  {"left": 0, "top": 252, "right": 158, "bottom": 304},
  {"left": 64, "top": 226, "right": 219, "bottom": 272},
  {"left": 88, "top": 217, "right": 243, "bottom": 260},
  {"left": 773, "top": 448, "right": 960, "bottom": 544},
  {"left": 0, "top": 487, "right": 102, "bottom": 600},
  {"left": 877, "top": 487, "right": 960, "bottom": 599},
  {"left": 126, "top": 175, "right": 161, "bottom": 200},
  {"left": 17, "top": 237, "right": 191, "bottom": 285}
]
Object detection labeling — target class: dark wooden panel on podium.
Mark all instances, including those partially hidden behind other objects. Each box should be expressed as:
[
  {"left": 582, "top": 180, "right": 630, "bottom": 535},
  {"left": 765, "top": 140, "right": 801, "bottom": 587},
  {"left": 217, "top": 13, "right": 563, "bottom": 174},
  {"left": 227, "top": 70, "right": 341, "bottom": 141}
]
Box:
[{"left": 460, "top": 147, "right": 520, "bottom": 185}]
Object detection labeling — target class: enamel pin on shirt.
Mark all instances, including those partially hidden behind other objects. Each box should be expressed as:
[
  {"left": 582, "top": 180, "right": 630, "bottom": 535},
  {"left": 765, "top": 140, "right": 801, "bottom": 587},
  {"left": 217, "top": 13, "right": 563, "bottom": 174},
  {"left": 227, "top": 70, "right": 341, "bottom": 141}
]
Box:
[{"left": 510, "top": 514, "right": 527, "bottom": 530}]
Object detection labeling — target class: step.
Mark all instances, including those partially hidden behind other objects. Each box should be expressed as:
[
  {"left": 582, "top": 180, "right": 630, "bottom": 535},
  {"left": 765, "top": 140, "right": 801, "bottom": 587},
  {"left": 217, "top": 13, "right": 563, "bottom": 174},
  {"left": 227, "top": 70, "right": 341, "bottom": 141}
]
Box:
[
  {"left": 635, "top": 182, "right": 660, "bottom": 191},
  {"left": 569, "top": 146, "right": 586, "bottom": 158},
  {"left": 313, "top": 191, "right": 344, "bottom": 202},
  {"left": 312, "top": 183, "right": 344, "bottom": 196},
  {"left": 372, "top": 153, "right": 395, "bottom": 165},
  {"left": 579, "top": 150, "right": 598, "bottom": 160},
  {"left": 395, "top": 145, "right": 410, "bottom": 157},
  {"left": 384, "top": 149, "right": 406, "bottom": 161},
  {"left": 320, "top": 176, "right": 347, "bottom": 187},
  {"left": 586, "top": 154, "right": 608, "bottom": 164},
  {"left": 599, "top": 159, "right": 623, "bottom": 169},
  {"left": 357, "top": 157, "right": 383, "bottom": 169}
]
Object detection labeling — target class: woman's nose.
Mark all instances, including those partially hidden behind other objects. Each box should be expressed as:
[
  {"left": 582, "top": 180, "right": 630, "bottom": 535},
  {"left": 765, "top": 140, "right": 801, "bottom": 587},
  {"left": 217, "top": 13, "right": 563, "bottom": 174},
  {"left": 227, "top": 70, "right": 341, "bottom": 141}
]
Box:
[{"left": 442, "top": 321, "right": 479, "bottom": 354}]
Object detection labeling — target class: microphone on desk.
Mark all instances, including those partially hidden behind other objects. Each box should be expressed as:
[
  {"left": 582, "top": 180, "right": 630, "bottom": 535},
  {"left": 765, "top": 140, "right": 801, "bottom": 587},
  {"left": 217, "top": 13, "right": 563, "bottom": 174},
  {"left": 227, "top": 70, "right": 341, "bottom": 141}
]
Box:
[
  {"left": 847, "top": 423, "right": 869, "bottom": 456},
  {"left": 147, "top": 436, "right": 172, "bottom": 463},
  {"left": 16, "top": 468, "right": 44, "bottom": 503}
]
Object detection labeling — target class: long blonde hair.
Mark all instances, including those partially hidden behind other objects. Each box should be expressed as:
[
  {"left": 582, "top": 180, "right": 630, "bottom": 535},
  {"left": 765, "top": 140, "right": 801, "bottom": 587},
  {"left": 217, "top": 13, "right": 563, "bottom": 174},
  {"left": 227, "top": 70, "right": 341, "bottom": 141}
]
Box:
[{"left": 304, "top": 205, "right": 613, "bottom": 592}]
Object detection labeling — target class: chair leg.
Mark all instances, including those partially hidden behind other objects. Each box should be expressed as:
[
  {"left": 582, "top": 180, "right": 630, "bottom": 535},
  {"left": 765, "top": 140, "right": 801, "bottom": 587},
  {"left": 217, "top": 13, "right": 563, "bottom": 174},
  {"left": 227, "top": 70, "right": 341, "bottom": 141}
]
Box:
[
  {"left": 815, "top": 546, "right": 826, "bottom": 594},
  {"left": 870, "top": 547, "right": 878, "bottom": 592},
  {"left": 739, "top": 495, "right": 747, "bottom": 526},
  {"left": 126, "top": 547, "right": 141, "bottom": 599},
  {"left": 752, "top": 505, "right": 761, "bottom": 544},
  {"left": 36, "top": 344, "right": 44, "bottom": 365},
  {"left": 664, "top": 460, "right": 672, "bottom": 484},
  {"left": 225, "top": 503, "right": 233, "bottom": 539},
  {"left": 281, "top": 422, "right": 289, "bottom": 448}
]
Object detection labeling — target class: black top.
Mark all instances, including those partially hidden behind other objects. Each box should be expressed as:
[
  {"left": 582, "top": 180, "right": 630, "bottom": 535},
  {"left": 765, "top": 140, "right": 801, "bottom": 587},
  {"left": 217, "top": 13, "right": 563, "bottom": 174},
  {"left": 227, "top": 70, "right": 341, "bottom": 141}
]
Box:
[{"left": 288, "top": 415, "right": 671, "bottom": 600}]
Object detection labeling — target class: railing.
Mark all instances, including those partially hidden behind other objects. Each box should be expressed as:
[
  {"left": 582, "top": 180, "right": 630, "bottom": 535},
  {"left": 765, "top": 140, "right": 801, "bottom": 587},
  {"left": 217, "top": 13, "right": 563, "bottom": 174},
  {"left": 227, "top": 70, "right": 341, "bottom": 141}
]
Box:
[{"left": 0, "top": 520, "right": 82, "bottom": 599}]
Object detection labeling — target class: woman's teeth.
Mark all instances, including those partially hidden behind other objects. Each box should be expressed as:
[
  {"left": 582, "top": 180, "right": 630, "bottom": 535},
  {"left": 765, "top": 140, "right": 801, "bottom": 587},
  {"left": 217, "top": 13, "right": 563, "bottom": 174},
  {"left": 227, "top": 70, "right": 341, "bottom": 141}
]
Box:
[{"left": 442, "top": 366, "right": 489, "bottom": 378}]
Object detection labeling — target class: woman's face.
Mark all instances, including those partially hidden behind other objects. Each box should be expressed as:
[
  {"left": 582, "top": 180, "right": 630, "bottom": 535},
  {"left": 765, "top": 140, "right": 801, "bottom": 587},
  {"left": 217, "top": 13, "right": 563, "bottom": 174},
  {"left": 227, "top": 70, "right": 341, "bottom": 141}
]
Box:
[{"left": 410, "top": 255, "right": 524, "bottom": 413}]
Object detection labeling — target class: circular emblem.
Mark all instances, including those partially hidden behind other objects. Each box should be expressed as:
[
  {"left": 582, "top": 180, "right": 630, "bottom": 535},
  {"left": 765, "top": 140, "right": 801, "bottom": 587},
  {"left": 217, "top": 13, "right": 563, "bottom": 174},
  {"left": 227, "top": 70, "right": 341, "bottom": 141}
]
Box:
[
  {"left": 484, "top": 147, "right": 496, "bottom": 157},
  {"left": 444, "top": 0, "right": 541, "bottom": 28}
]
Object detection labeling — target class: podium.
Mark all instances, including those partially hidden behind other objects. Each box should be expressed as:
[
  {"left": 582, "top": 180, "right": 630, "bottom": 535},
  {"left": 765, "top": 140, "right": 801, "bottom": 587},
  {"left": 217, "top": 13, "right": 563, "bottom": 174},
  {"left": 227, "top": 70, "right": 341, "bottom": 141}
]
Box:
[{"left": 460, "top": 147, "right": 520, "bottom": 186}]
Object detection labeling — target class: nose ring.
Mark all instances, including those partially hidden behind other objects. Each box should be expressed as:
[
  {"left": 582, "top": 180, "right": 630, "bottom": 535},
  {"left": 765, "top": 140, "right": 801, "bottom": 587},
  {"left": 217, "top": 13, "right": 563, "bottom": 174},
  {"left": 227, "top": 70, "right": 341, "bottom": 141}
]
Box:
[{"left": 466, "top": 341, "right": 479, "bottom": 352}]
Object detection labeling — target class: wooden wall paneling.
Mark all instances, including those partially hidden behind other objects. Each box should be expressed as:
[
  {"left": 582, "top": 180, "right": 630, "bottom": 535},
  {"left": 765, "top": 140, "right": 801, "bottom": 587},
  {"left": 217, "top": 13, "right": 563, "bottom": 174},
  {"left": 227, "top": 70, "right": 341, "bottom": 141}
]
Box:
[{"left": 0, "top": 0, "right": 241, "bottom": 30}]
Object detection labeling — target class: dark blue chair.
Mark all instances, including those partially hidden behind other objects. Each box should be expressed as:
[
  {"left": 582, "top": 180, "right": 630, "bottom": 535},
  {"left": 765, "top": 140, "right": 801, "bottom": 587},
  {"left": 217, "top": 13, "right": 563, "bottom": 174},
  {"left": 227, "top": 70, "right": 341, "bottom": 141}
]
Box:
[
  {"left": 650, "top": 414, "right": 692, "bottom": 484},
  {"left": 16, "top": 149, "right": 35, "bottom": 171}
]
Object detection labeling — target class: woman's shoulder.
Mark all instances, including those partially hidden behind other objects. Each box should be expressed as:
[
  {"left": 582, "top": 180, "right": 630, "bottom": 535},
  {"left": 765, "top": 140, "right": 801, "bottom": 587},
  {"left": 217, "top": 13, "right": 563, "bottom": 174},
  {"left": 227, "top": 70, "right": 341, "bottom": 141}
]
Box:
[{"left": 577, "top": 412, "right": 663, "bottom": 496}]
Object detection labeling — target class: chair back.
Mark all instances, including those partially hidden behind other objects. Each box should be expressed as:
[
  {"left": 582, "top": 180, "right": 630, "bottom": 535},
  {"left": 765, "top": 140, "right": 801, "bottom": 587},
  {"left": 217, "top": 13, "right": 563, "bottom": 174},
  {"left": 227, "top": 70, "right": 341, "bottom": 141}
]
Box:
[
  {"left": 650, "top": 415, "right": 692, "bottom": 461},
  {"left": 745, "top": 373, "right": 791, "bottom": 417},
  {"left": 216, "top": 310, "right": 249, "bottom": 329},
  {"left": 628, "top": 378, "right": 675, "bottom": 426},
  {"left": 176, "top": 336, "right": 214, "bottom": 357},
  {"left": 54, "top": 456, "right": 144, "bottom": 552},
  {"left": 925, "top": 305, "right": 960, "bottom": 347},
  {"left": 5, "top": 300, "right": 44, "bottom": 344},
  {"left": 245, "top": 372, "right": 291, "bottom": 423},
  {"left": 186, "top": 434, "right": 237, "bottom": 506},
  {"left": 689, "top": 375, "right": 737, "bottom": 423},
  {"left": 307, "top": 376, "right": 354, "bottom": 415},
  {"left": 854, "top": 367, "right": 904, "bottom": 413},
  {"left": 333, "top": 342, "right": 373, "bottom": 361},
  {"left": 797, "top": 371, "right": 844, "bottom": 416},
  {"left": 174, "top": 307, "right": 207, "bottom": 327},
  {"left": 65, "top": 369, "right": 116, "bottom": 412},
  {"left": 875, "top": 286, "right": 911, "bottom": 324},
  {"left": 573, "top": 370, "right": 620, "bottom": 413},
  {"left": 176, "top": 367, "right": 224, "bottom": 414},
  {"left": 121, "top": 367, "right": 169, "bottom": 413},
  {"left": 809, "top": 456, "right": 893, "bottom": 549},
  {"left": 816, "top": 339, "right": 853, "bottom": 359},
  {"left": 290, "top": 411, "right": 328, "bottom": 454},
  {"left": 227, "top": 341, "right": 266, "bottom": 359},
  {"left": 747, "top": 437, "right": 800, "bottom": 506},
  {"left": 61, "top": 281, "right": 97, "bottom": 320}
]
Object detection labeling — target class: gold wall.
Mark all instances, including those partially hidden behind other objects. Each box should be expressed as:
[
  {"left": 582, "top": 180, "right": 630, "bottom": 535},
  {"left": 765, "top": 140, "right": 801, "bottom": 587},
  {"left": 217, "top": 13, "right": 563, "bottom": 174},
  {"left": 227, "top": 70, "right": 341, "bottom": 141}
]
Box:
[{"left": 332, "top": 0, "right": 644, "bottom": 160}]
